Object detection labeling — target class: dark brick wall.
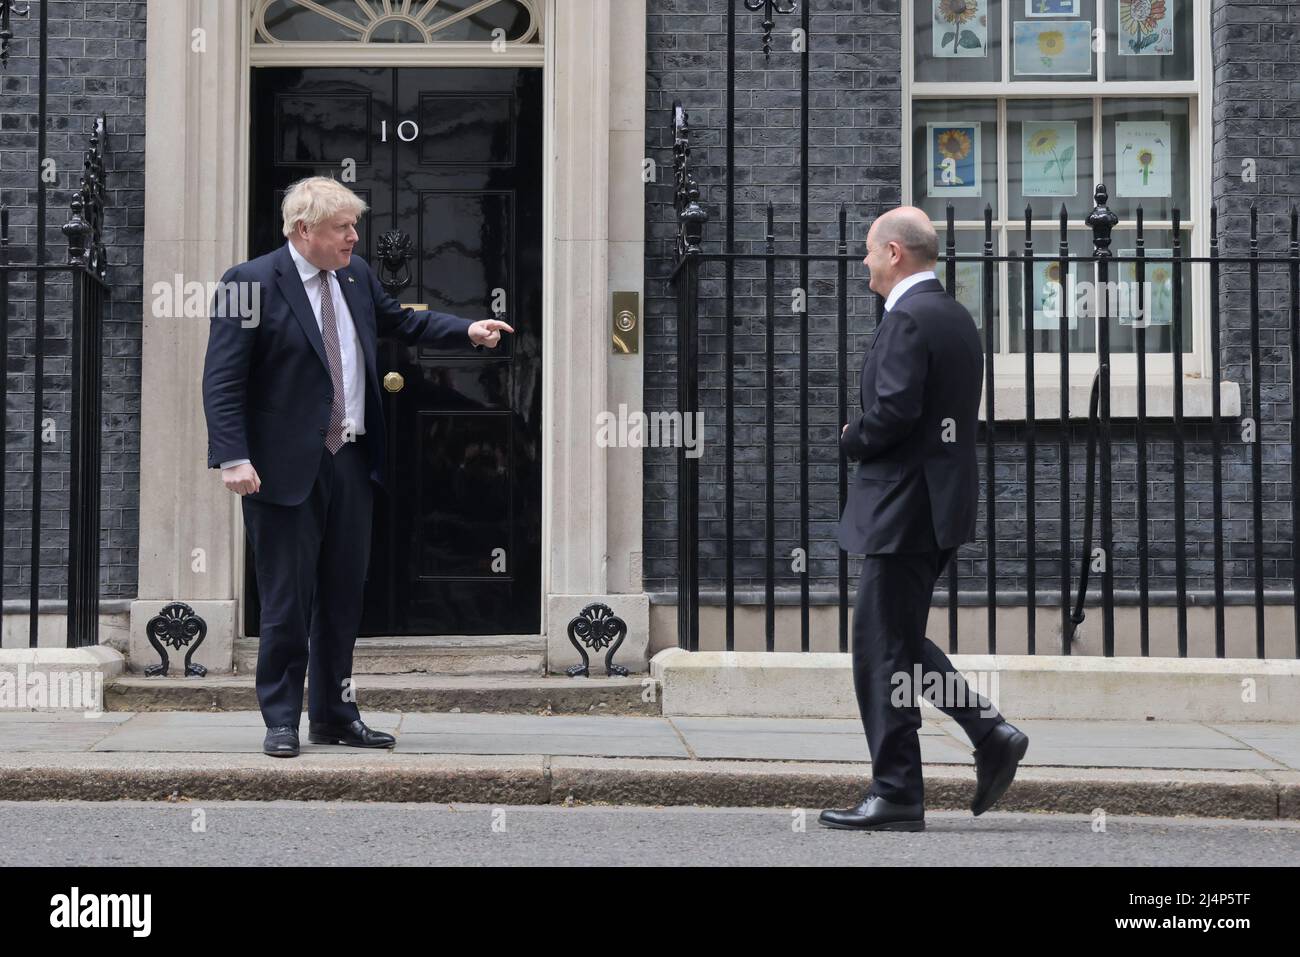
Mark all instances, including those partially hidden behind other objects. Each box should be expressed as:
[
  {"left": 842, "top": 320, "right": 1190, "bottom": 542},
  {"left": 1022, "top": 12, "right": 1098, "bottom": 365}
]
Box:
[
  {"left": 0, "top": 1, "right": 145, "bottom": 601},
  {"left": 1208, "top": 0, "right": 1299, "bottom": 586},
  {"left": 644, "top": 0, "right": 1297, "bottom": 601}
]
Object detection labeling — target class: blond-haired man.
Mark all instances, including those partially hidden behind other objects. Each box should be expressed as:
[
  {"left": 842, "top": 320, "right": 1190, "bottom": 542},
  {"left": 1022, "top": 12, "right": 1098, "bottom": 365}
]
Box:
[{"left": 202, "top": 176, "right": 511, "bottom": 757}]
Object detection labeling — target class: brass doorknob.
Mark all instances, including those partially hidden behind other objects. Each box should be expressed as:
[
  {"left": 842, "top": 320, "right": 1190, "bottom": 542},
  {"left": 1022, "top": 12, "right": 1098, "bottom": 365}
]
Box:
[{"left": 383, "top": 371, "right": 405, "bottom": 393}]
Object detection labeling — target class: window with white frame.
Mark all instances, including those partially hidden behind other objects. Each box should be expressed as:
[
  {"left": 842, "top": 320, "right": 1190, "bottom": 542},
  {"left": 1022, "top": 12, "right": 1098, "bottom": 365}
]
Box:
[{"left": 903, "top": 0, "right": 1208, "bottom": 377}]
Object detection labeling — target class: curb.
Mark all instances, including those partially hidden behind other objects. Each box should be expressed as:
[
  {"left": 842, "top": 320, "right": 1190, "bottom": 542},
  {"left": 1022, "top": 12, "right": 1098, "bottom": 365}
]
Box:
[{"left": 0, "top": 755, "right": 1293, "bottom": 820}]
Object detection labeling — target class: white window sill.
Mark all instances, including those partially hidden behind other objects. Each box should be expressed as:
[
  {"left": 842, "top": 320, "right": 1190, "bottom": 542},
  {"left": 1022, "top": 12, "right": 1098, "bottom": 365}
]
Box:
[{"left": 977, "top": 378, "right": 1242, "bottom": 421}]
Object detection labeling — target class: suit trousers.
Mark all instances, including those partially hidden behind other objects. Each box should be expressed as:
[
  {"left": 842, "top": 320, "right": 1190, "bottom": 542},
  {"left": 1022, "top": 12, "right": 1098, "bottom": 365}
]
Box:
[
  {"left": 851, "top": 545, "right": 1005, "bottom": 805},
  {"left": 242, "top": 436, "right": 373, "bottom": 729}
]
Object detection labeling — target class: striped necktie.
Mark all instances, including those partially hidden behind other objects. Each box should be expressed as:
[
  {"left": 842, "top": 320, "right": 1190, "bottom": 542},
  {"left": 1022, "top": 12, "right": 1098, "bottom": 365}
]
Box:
[{"left": 318, "top": 270, "right": 347, "bottom": 454}]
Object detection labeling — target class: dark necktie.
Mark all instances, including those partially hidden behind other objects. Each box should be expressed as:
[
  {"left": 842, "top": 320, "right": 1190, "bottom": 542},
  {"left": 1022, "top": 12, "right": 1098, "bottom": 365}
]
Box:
[{"left": 318, "top": 270, "right": 347, "bottom": 454}]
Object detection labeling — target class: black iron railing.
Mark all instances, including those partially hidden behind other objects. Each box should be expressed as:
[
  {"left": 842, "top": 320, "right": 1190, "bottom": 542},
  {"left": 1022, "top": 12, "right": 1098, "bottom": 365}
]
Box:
[
  {"left": 668, "top": 100, "right": 1300, "bottom": 660},
  {"left": 1, "top": 0, "right": 109, "bottom": 649}
]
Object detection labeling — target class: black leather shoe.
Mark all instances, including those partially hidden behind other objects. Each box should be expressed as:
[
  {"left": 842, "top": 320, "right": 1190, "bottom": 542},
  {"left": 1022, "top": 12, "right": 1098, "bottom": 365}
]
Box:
[
  {"left": 819, "top": 793, "right": 925, "bottom": 831},
  {"left": 263, "top": 725, "right": 299, "bottom": 758},
  {"left": 971, "top": 721, "right": 1029, "bottom": 816},
  {"left": 307, "top": 719, "right": 396, "bottom": 749}
]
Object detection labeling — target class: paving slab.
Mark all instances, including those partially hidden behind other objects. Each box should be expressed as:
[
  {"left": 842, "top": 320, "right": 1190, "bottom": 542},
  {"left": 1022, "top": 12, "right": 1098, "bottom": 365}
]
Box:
[
  {"left": 87, "top": 712, "right": 404, "bottom": 753},
  {"left": 106, "top": 710, "right": 404, "bottom": 729},
  {"left": 0, "top": 711, "right": 132, "bottom": 724},
  {"left": 1009, "top": 719, "right": 1248, "bottom": 749},
  {"left": 0, "top": 721, "right": 124, "bottom": 752},
  {"left": 1209, "top": 724, "right": 1300, "bottom": 771},
  {"left": 669, "top": 717, "right": 973, "bottom": 764},
  {"left": 665, "top": 716, "right": 950, "bottom": 736},
  {"left": 395, "top": 713, "right": 687, "bottom": 758},
  {"left": 1019, "top": 746, "right": 1284, "bottom": 771},
  {"left": 396, "top": 713, "right": 667, "bottom": 735}
]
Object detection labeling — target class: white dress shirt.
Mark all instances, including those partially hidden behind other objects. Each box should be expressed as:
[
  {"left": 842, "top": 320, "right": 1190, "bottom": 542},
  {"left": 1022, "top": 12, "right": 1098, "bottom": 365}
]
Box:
[
  {"left": 884, "top": 269, "right": 938, "bottom": 314},
  {"left": 220, "top": 241, "right": 366, "bottom": 470}
]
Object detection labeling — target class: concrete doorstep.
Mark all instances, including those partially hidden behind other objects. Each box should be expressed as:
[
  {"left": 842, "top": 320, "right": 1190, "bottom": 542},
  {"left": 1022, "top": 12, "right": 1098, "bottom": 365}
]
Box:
[
  {"left": 104, "top": 674, "right": 659, "bottom": 716},
  {"left": 0, "top": 711, "right": 1295, "bottom": 820}
]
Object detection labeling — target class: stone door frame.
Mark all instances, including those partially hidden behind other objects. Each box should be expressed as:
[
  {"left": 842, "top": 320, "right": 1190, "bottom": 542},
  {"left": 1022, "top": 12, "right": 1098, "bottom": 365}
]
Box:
[{"left": 131, "top": 0, "right": 648, "bottom": 674}]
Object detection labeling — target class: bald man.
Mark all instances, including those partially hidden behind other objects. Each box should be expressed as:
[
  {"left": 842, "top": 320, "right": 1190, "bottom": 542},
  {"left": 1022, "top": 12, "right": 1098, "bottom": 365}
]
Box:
[{"left": 819, "top": 207, "right": 1028, "bottom": 831}]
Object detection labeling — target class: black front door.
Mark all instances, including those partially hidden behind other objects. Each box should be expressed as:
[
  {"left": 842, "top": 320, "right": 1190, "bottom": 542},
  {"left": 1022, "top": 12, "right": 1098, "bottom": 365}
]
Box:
[{"left": 246, "top": 66, "right": 543, "bottom": 636}]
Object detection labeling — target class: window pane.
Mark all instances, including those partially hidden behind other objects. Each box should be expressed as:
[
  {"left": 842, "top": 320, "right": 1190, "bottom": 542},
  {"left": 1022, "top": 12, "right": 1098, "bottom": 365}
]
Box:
[
  {"left": 1008, "top": 229, "right": 1095, "bottom": 355},
  {"left": 1105, "top": 0, "right": 1194, "bottom": 81},
  {"left": 1105, "top": 227, "right": 1193, "bottom": 354},
  {"left": 1011, "top": 1, "right": 1099, "bottom": 83},
  {"left": 425, "top": 0, "right": 536, "bottom": 42},
  {"left": 1008, "top": 99, "right": 1095, "bottom": 215},
  {"left": 937, "top": 227, "right": 1002, "bottom": 353},
  {"left": 1102, "top": 98, "right": 1191, "bottom": 221},
  {"left": 915, "top": 0, "right": 1002, "bottom": 83},
  {"left": 913, "top": 99, "right": 999, "bottom": 221},
  {"left": 260, "top": 0, "right": 367, "bottom": 42}
]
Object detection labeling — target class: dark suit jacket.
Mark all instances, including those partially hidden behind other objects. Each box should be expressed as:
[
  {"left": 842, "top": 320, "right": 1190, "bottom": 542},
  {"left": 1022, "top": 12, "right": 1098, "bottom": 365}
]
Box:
[
  {"left": 202, "top": 243, "right": 474, "bottom": 506},
  {"left": 836, "top": 276, "right": 984, "bottom": 554}
]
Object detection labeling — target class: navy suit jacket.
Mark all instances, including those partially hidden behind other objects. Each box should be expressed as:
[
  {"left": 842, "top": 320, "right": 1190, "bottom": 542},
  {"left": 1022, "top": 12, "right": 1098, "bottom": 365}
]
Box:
[
  {"left": 836, "top": 277, "right": 984, "bottom": 554},
  {"left": 202, "top": 243, "right": 475, "bottom": 506}
]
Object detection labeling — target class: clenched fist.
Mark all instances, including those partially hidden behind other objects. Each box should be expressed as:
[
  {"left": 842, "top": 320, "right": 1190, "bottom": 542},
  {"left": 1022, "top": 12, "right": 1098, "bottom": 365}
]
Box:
[{"left": 223, "top": 462, "right": 261, "bottom": 496}]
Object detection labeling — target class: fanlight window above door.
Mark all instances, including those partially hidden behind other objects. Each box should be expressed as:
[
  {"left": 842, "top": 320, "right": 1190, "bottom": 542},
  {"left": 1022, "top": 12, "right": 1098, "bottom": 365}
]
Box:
[{"left": 253, "top": 0, "right": 541, "bottom": 45}]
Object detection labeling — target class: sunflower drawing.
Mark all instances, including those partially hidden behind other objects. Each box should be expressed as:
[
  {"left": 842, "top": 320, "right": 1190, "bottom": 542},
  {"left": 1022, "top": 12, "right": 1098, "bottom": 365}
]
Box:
[
  {"left": 1027, "top": 124, "right": 1073, "bottom": 187},
  {"left": 1120, "top": 0, "right": 1167, "bottom": 54},
  {"left": 1040, "top": 261, "right": 1063, "bottom": 315},
  {"left": 1137, "top": 147, "right": 1155, "bottom": 186},
  {"left": 937, "top": 128, "right": 973, "bottom": 161},
  {"left": 936, "top": 127, "right": 973, "bottom": 184},
  {"left": 937, "top": 0, "right": 983, "bottom": 55},
  {"left": 1028, "top": 128, "right": 1058, "bottom": 155},
  {"left": 1036, "top": 29, "right": 1066, "bottom": 67}
]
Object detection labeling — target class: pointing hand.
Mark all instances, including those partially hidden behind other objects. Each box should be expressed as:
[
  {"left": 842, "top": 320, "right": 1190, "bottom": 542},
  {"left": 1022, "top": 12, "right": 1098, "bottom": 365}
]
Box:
[{"left": 469, "top": 318, "right": 514, "bottom": 349}]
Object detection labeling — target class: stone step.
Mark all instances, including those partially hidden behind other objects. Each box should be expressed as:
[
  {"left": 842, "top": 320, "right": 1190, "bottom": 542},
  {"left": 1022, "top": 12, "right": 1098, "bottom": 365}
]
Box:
[
  {"left": 105, "top": 673, "right": 660, "bottom": 716},
  {"left": 232, "top": 635, "right": 547, "bottom": 676}
]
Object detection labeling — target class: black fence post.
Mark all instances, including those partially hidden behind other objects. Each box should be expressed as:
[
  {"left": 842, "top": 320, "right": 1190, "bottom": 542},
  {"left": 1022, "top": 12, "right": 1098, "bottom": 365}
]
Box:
[
  {"left": 1171, "top": 210, "right": 1188, "bottom": 655},
  {"left": 837, "top": 203, "right": 849, "bottom": 654},
  {"left": 945, "top": 204, "right": 958, "bottom": 654},
  {"left": 672, "top": 101, "right": 706, "bottom": 652},
  {"left": 1209, "top": 205, "right": 1225, "bottom": 657},
  {"left": 764, "top": 202, "right": 775, "bottom": 653},
  {"left": 982, "top": 204, "right": 996, "bottom": 652},
  {"left": 62, "top": 115, "right": 108, "bottom": 650},
  {"left": 27, "top": 0, "right": 48, "bottom": 648},
  {"left": 1291, "top": 206, "right": 1300, "bottom": 658},
  {"left": 1058, "top": 204, "right": 1072, "bottom": 654},
  {"left": 1086, "top": 184, "right": 1118, "bottom": 656},
  {"left": 1135, "top": 206, "right": 1150, "bottom": 656},
  {"left": 1023, "top": 205, "right": 1036, "bottom": 655},
  {"left": 0, "top": 206, "right": 7, "bottom": 625},
  {"left": 1249, "top": 206, "right": 1265, "bottom": 657}
]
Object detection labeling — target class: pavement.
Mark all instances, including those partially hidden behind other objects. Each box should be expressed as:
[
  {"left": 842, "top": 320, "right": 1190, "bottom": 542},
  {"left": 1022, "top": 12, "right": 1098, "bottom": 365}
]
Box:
[{"left": 0, "top": 710, "right": 1297, "bottom": 819}]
